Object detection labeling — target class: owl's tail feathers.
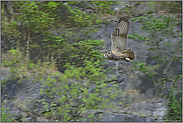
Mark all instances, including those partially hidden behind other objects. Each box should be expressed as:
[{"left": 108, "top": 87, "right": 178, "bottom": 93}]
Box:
[{"left": 122, "top": 48, "right": 135, "bottom": 60}]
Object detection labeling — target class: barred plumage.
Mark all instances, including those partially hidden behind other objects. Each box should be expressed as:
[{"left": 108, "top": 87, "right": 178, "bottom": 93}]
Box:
[{"left": 103, "top": 17, "right": 136, "bottom": 62}]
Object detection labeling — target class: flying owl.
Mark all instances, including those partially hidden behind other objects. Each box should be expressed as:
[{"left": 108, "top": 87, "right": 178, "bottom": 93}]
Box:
[{"left": 102, "top": 17, "right": 135, "bottom": 62}]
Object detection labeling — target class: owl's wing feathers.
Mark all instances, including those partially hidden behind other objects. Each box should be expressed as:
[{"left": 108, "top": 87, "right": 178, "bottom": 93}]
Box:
[
  {"left": 122, "top": 48, "right": 135, "bottom": 60},
  {"left": 111, "top": 17, "right": 129, "bottom": 52}
]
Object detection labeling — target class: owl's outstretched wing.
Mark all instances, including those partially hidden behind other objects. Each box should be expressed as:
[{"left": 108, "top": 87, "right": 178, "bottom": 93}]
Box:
[
  {"left": 111, "top": 17, "right": 129, "bottom": 53},
  {"left": 102, "top": 17, "right": 135, "bottom": 61}
]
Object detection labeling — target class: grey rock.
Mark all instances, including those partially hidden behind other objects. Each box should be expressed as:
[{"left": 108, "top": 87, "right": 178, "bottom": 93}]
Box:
[
  {"left": 145, "top": 104, "right": 154, "bottom": 111},
  {"left": 118, "top": 79, "right": 127, "bottom": 90},
  {"left": 1, "top": 103, "right": 22, "bottom": 121},
  {"left": 132, "top": 115, "right": 146, "bottom": 122},
  {"left": 153, "top": 106, "right": 167, "bottom": 119},
  {"left": 101, "top": 112, "right": 155, "bottom": 122},
  {"left": 1, "top": 80, "right": 18, "bottom": 101},
  {"left": 117, "top": 74, "right": 125, "bottom": 83},
  {"left": 15, "top": 113, "right": 22, "bottom": 121},
  {"left": 26, "top": 115, "right": 37, "bottom": 122},
  {"left": 146, "top": 117, "right": 155, "bottom": 122},
  {"left": 37, "top": 116, "right": 50, "bottom": 122},
  {"left": 154, "top": 102, "right": 163, "bottom": 108},
  {"left": 8, "top": 102, "right": 14, "bottom": 108}
]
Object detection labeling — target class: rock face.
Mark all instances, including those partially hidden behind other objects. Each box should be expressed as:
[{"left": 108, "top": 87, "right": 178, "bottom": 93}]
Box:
[
  {"left": 95, "top": 16, "right": 181, "bottom": 98},
  {"left": 100, "top": 113, "right": 155, "bottom": 122},
  {"left": 1, "top": 2, "right": 181, "bottom": 122}
]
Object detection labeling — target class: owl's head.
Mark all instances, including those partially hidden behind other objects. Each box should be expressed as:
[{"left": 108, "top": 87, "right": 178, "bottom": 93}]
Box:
[{"left": 103, "top": 51, "right": 112, "bottom": 59}]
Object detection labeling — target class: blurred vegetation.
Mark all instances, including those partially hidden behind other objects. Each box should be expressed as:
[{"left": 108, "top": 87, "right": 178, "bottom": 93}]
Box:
[
  {"left": 1, "top": 1, "right": 182, "bottom": 122},
  {"left": 1, "top": 105, "right": 15, "bottom": 122},
  {"left": 1, "top": 1, "right": 122, "bottom": 121},
  {"left": 129, "top": 14, "right": 182, "bottom": 121}
]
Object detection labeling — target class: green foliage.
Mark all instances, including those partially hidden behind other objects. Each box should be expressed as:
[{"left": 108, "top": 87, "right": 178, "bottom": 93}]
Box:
[
  {"left": 1, "top": 46, "right": 122, "bottom": 122},
  {"left": 130, "top": 14, "right": 181, "bottom": 67},
  {"left": 1, "top": 48, "right": 26, "bottom": 83},
  {"left": 64, "top": 3, "right": 102, "bottom": 26},
  {"left": 1, "top": 48, "right": 57, "bottom": 83},
  {"left": 164, "top": 75, "right": 182, "bottom": 122},
  {"left": 1, "top": 105, "right": 15, "bottom": 122},
  {"left": 159, "top": 1, "right": 182, "bottom": 13},
  {"left": 131, "top": 61, "right": 159, "bottom": 79},
  {"left": 91, "top": 1, "right": 118, "bottom": 15},
  {"left": 1, "top": 26, "right": 120, "bottom": 122},
  {"left": 1, "top": 1, "right": 123, "bottom": 122},
  {"left": 129, "top": 14, "right": 182, "bottom": 121},
  {"left": 57, "top": 39, "right": 105, "bottom": 70},
  {"left": 37, "top": 60, "right": 122, "bottom": 121},
  {"left": 148, "top": 1, "right": 157, "bottom": 10},
  {"left": 1, "top": 1, "right": 116, "bottom": 65}
]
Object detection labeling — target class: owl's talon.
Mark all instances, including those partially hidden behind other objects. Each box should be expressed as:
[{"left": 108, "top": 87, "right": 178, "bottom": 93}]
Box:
[{"left": 125, "top": 58, "right": 130, "bottom": 61}]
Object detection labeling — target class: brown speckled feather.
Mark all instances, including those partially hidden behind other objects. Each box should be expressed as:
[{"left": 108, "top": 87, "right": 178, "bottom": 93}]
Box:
[
  {"left": 102, "top": 17, "right": 135, "bottom": 61},
  {"left": 111, "top": 17, "right": 129, "bottom": 53}
]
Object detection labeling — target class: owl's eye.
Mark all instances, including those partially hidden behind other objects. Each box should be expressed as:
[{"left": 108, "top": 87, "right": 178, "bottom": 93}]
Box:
[
  {"left": 108, "top": 52, "right": 110, "bottom": 54},
  {"left": 103, "top": 54, "right": 108, "bottom": 58}
]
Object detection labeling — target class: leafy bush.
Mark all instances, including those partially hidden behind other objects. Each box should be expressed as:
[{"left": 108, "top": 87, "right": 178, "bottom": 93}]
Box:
[
  {"left": 164, "top": 76, "right": 182, "bottom": 122},
  {"left": 35, "top": 56, "right": 122, "bottom": 121},
  {"left": 1, "top": 1, "right": 126, "bottom": 122},
  {"left": 1, "top": 39, "right": 122, "bottom": 122},
  {"left": 1, "top": 48, "right": 57, "bottom": 83},
  {"left": 91, "top": 1, "right": 118, "bottom": 15},
  {"left": 1, "top": 105, "right": 15, "bottom": 122},
  {"left": 1, "top": 1, "right": 118, "bottom": 72}
]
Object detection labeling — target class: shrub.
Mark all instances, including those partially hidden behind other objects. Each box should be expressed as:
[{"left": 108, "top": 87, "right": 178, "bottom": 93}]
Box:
[{"left": 1, "top": 105, "right": 15, "bottom": 122}]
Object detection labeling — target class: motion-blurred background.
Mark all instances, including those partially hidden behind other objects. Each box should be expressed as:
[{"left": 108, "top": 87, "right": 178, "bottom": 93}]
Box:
[{"left": 1, "top": 1, "right": 182, "bottom": 122}]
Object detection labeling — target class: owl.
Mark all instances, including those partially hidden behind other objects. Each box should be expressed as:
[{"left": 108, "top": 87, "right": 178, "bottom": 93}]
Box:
[{"left": 102, "top": 17, "right": 135, "bottom": 62}]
